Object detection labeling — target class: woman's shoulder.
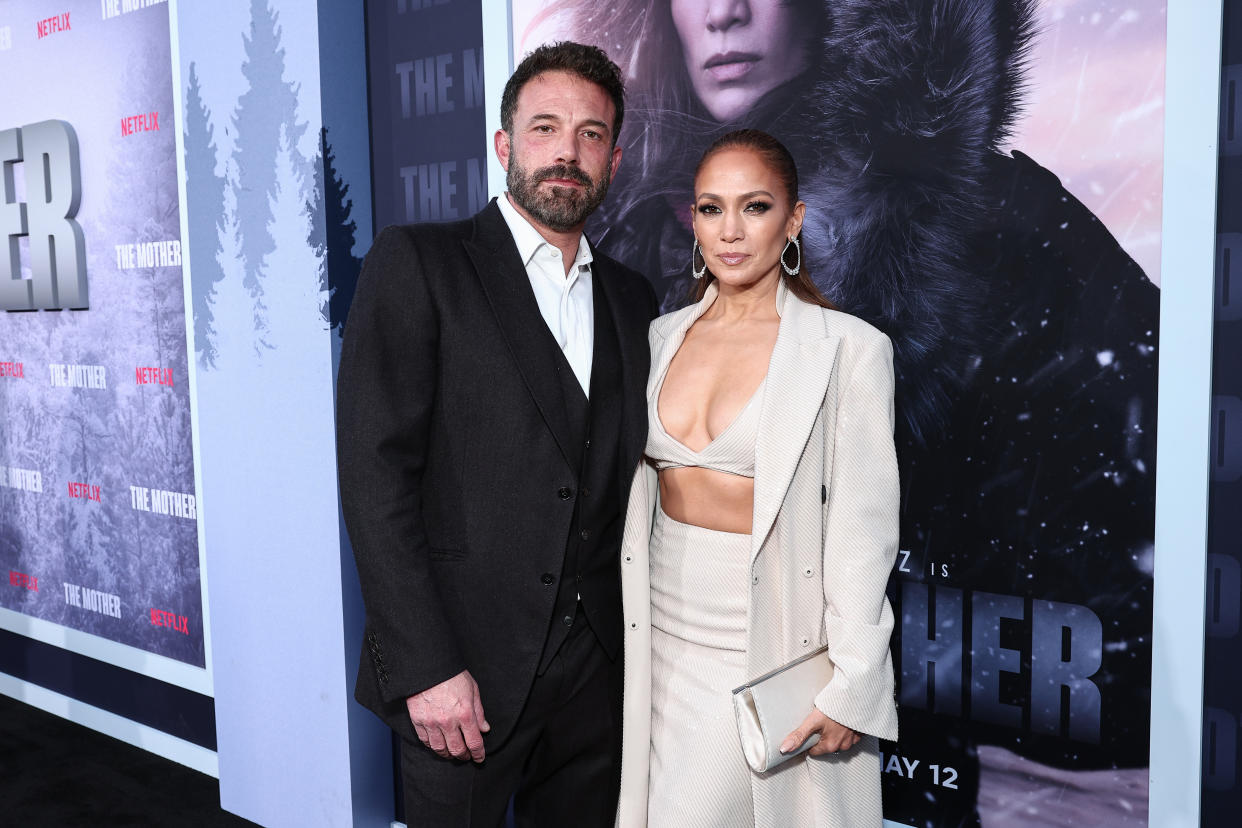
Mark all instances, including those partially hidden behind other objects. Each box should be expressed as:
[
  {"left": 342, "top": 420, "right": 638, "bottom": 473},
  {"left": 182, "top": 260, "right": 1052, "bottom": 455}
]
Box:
[
  {"left": 823, "top": 307, "right": 889, "bottom": 345},
  {"left": 789, "top": 295, "right": 891, "bottom": 353}
]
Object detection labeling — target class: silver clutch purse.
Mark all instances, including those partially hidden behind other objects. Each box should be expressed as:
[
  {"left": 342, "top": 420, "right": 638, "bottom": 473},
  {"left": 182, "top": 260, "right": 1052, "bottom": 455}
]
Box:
[{"left": 731, "top": 645, "right": 834, "bottom": 772}]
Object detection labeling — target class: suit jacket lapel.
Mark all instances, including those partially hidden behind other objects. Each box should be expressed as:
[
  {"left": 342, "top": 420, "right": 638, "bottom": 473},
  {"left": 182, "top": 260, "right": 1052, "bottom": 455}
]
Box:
[
  {"left": 465, "top": 200, "right": 576, "bottom": 469},
  {"left": 593, "top": 252, "right": 655, "bottom": 480},
  {"left": 751, "top": 286, "right": 841, "bottom": 562}
]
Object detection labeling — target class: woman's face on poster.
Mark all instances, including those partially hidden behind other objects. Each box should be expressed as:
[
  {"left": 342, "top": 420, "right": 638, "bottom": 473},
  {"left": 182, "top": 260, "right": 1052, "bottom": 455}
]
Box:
[{"left": 670, "top": 0, "right": 811, "bottom": 122}]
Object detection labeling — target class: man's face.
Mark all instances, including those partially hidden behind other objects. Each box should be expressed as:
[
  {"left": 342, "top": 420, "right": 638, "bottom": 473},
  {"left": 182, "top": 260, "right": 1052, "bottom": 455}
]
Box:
[{"left": 495, "top": 70, "right": 623, "bottom": 233}]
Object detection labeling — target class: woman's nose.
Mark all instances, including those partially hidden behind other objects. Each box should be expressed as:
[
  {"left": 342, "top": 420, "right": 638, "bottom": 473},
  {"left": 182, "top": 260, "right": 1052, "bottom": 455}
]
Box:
[
  {"left": 720, "top": 213, "right": 743, "bottom": 241},
  {"left": 704, "top": 0, "right": 751, "bottom": 33}
]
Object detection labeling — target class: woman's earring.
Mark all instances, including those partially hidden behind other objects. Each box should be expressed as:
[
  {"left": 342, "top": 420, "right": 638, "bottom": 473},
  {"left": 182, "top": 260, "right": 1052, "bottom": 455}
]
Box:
[
  {"left": 780, "top": 236, "right": 801, "bottom": 276},
  {"left": 691, "top": 239, "right": 707, "bottom": 280}
]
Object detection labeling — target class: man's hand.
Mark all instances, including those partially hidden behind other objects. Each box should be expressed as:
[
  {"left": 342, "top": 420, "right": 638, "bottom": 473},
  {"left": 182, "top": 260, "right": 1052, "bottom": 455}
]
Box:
[
  {"left": 781, "top": 708, "right": 861, "bottom": 757},
  {"left": 406, "top": 670, "right": 491, "bottom": 763}
]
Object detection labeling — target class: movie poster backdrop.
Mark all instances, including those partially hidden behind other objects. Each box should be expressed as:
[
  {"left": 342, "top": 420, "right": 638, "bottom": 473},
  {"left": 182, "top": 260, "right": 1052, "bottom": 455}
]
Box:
[
  {"left": 506, "top": 1, "right": 1163, "bottom": 824},
  {"left": 1203, "top": 6, "right": 1242, "bottom": 823},
  {"left": 0, "top": 0, "right": 204, "bottom": 668}
]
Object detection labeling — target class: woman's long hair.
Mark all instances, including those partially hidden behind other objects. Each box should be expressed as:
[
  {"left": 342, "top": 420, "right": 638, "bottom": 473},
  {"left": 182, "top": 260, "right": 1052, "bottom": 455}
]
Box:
[{"left": 689, "top": 130, "right": 834, "bottom": 309}]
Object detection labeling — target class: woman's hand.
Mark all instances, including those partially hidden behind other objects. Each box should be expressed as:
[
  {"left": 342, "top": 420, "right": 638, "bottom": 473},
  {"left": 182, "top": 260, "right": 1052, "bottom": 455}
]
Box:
[{"left": 781, "top": 708, "right": 861, "bottom": 757}]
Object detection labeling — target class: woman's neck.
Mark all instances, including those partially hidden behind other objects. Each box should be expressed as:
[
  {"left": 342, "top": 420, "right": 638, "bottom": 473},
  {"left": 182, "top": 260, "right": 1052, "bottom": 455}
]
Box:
[{"left": 706, "top": 275, "right": 781, "bottom": 323}]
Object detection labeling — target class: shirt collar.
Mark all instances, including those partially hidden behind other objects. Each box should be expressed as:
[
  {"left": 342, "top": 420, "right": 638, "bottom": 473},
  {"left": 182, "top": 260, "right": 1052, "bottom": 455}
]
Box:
[{"left": 496, "top": 193, "right": 594, "bottom": 273}]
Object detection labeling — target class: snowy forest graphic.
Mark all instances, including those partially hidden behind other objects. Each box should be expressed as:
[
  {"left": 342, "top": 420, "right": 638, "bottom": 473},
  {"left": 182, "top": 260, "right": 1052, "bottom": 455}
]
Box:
[
  {"left": 0, "top": 0, "right": 203, "bottom": 666},
  {"left": 186, "top": 0, "right": 361, "bottom": 370}
]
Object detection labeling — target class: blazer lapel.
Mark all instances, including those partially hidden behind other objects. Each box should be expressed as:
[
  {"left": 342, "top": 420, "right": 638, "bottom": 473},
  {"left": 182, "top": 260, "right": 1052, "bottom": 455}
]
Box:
[
  {"left": 751, "top": 286, "right": 841, "bottom": 562},
  {"left": 647, "top": 285, "right": 717, "bottom": 402},
  {"left": 465, "top": 200, "right": 576, "bottom": 469}
]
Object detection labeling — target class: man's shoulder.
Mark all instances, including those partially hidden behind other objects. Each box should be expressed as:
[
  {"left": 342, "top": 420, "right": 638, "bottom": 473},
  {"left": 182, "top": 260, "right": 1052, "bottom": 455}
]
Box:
[
  {"left": 592, "top": 247, "right": 648, "bottom": 287},
  {"left": 376, "top": 214, "right": 478, "bottom": 249}
]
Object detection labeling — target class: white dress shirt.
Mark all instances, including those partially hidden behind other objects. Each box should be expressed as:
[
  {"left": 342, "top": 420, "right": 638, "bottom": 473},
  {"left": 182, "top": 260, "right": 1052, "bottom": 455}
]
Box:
[{"left": 496, "top": 193, "right": 595, "bottom": 397}]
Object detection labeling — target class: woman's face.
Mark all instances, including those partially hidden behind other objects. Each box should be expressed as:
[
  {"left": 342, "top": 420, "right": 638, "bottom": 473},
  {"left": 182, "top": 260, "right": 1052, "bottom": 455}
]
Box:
[
  {"left": 692, "top": 147, "right": 804, "bottom": 290},
  {"left": 670, "top": 0, "right": 811, "bottom": 122}
]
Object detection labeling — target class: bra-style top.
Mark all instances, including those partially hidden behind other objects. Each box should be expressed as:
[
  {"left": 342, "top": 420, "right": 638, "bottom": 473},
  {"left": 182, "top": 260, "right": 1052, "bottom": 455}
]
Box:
[{"left": 645, "top": 371, "right": 764, "bottom": 478}]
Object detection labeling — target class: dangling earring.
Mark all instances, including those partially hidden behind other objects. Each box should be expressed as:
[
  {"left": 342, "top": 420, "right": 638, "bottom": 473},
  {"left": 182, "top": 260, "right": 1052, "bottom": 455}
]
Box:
[
  {"left": 691, "top": 239, "right": 707, "bottom": 280},
  {"left": 780, "top": 236, "right": 801, "bottom": 276}
]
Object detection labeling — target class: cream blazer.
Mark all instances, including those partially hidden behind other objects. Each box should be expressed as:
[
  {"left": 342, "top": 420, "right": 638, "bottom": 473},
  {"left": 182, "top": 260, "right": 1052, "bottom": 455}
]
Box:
[{"left": 616, "top": 282, "right": 900, "bottom": 827}]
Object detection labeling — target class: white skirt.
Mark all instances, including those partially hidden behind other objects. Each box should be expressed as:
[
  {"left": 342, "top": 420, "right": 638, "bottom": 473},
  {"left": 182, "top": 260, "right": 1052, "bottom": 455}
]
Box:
[{"left": 648, "top": 507, "right": 755, "bottom": 828}]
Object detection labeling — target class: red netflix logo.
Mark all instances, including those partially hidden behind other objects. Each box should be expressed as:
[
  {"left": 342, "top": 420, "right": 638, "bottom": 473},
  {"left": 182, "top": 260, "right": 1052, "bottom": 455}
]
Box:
[
  {"left": 67, "top": 481, "right": 101, "bottom": 501},
  {"left": 9, "top": 571, "right": 38, "bottom": 591},
  {"left": 0, "top": 362, "right": 23, "bottom": 378},
  {"left": 150, "top": 608, "right": 189, "bottom": 634},
  {"left": 120, "top": 112, "right": 159, "bottom": 137},
  {"left": 135, "top": 367, "right": 173, "bottom": 386},
  {"left": 36, "top": 12, "right": 70, "bottom": 38}
]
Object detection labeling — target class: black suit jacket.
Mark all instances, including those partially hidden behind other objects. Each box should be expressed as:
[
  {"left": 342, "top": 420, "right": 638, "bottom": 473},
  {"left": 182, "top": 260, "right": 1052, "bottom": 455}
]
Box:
[{"left": 336, "top": 199, "right": 658, "bottom": 745}]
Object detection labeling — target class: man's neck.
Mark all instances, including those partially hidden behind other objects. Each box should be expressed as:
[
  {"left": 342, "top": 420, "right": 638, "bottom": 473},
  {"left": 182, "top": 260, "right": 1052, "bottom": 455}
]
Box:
[{"left": 505, "top": 193, "right": 583, "bottom": 277}]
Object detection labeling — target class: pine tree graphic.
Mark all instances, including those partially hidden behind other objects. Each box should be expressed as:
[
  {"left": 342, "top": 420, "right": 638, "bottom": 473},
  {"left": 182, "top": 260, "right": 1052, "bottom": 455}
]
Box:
[{"left": 231, "top": 0, "right": 308, "bottom": 353}]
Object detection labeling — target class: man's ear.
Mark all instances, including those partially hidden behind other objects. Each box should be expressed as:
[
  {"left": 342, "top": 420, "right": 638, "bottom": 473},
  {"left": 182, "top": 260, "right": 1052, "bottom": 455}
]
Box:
[
  {"left": 494, "top": 129, "right": 511, "bottom": 172},
  {"left": 609, "top": 143, "right": 622, "bottom": 180}
]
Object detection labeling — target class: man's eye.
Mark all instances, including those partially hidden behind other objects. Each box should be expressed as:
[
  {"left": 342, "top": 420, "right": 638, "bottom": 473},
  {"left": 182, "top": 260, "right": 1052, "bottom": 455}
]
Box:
[
  {"left": 535, "top": 125, "right": 554, "bottom": 133},
  {"left": 583, "top": 130, "right": 601, "bottom": 140}
]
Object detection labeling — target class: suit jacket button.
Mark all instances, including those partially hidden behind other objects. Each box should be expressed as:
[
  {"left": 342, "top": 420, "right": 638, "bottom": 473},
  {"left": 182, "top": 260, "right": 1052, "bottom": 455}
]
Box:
[
  {"left": 558, "top": 487, "right": 572, "bottom": 500},
  {"left": 541, "top": 573, "right": 555, "bottom": 585},
  {"left": 563, "top": 615, "right": 574, "bottom": 627}
]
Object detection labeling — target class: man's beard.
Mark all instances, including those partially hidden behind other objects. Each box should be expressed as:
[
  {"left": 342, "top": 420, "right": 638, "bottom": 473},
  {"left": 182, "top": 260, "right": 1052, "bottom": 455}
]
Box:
[{"left": 507, "top": 158, "right": 611, "bottom": 232}]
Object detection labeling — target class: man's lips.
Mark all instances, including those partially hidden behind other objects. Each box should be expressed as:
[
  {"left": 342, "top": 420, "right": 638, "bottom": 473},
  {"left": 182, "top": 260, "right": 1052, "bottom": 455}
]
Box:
[
  {"left": 541, "top": 177, "right": 584, "bottom": 188},
  {"left": 705, "top": 51, "right": 761, "bottom": 83}
]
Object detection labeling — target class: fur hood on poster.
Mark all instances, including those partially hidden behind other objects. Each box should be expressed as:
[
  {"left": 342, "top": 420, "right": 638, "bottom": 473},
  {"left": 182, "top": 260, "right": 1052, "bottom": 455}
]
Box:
[
  {"left": 589, "top": 0, "right": 1042, "bottom": 442},
  {"left": 802, "top": 0, "right": 1038, "bottom": 442}
]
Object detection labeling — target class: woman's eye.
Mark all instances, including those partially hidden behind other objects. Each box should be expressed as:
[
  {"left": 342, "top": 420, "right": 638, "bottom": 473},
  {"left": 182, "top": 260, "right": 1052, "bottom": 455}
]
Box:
[
  {"left": 696, "top": 204, "right": 721, "bottom": 215},
  {"left": 744, "top": 201, "right": 771, "bottom": 214}
]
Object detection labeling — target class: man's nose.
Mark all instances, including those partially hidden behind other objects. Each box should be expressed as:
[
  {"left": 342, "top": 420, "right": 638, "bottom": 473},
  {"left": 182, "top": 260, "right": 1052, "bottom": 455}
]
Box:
[
  {"left": 705, "top": 0, "right": 751, "bottom": 33},
  {"left": 553, "top": 132, "right": 580, "bottom": 165}
]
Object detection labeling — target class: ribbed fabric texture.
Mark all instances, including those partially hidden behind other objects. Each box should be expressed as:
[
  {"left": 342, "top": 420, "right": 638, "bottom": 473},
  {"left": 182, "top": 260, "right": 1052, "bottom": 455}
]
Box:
[
  {"left": 648, "top": 508, "right": 753, "bottom": 826},
  {"left": 646, "top": 374, "right": 764, "bottom": 478}
]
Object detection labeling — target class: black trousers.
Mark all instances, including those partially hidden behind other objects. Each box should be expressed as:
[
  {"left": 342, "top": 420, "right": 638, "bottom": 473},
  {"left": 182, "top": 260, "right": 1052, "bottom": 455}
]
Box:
[{"left": 400, "top": 608, "right": 622, "bottom": 827}]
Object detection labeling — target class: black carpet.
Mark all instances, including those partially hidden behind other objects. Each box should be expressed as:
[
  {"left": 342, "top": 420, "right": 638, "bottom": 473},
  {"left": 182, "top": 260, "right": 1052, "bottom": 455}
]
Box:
[{"left": 0, "top": 692, "right": 256, "bottom": 827}]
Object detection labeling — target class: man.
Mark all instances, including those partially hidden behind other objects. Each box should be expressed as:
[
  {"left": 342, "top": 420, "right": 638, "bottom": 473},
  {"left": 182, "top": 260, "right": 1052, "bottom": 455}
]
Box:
[{"left": 337, "top": 42, "right": 658, "bottom": 826}]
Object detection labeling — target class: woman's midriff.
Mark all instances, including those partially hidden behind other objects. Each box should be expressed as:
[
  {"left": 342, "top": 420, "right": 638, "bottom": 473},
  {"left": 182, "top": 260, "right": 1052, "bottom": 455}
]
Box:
[{"left": 658, "top": 466, "right": 755, "bottom": 534}]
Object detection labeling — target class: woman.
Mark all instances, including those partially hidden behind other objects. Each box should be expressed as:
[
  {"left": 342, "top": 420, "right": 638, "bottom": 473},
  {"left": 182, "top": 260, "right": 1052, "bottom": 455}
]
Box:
[
  {"left": 616, "top": 130, "right": 899, "bottom": 827},
  {"left": 526, "top": 4, "right": 1160, "bottom": 823}
]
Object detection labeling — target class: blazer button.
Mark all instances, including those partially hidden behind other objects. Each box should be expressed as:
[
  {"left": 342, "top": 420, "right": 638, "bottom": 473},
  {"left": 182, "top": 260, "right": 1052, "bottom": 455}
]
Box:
[
  {"left": 580, "top": 529, "right": 590, "bottom": 541},
  {"left": 541, "top": 573, "right": 555, "bottom": 585},
  {"left": 803, "top": 567, "right": 815, "bottom": 578},
  {"left": 800, "top": 637, "right": 810, "bottom": 647},
  {"left": 563, "top": 615, "right": 574, "bottom": 627},
  {"left": 558, "top": 487, "right": 572, "bottom": 500}
]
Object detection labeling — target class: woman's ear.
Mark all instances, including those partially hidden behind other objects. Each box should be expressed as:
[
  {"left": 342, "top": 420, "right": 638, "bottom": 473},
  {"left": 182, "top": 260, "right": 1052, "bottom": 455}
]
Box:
[{"left": 789, "top": 200, "right": 807, "bottom": 238}]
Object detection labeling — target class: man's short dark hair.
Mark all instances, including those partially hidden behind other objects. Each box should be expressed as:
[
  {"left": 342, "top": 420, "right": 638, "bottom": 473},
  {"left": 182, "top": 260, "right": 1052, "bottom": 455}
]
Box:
[{"left": 500, "top": 41, "right": 625, "bottom": 146}]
